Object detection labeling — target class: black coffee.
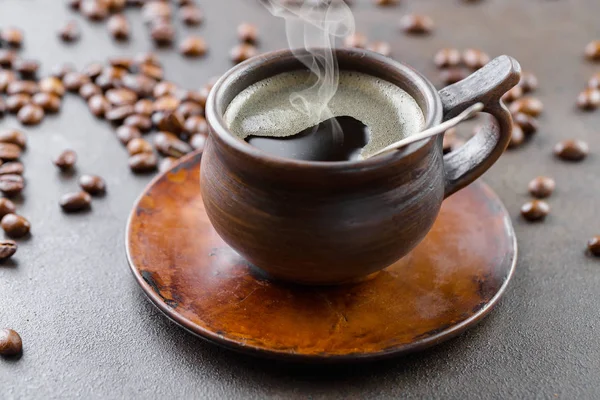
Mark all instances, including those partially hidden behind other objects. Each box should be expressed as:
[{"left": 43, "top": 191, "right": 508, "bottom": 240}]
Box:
[{"left": 246, "top": 116, "right": 369, "bottom": 161}]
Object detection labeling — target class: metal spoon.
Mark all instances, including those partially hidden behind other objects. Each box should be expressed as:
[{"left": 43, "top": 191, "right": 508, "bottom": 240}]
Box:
[{"left": 363, "top": 102, "right": 484, "bottom": 160}]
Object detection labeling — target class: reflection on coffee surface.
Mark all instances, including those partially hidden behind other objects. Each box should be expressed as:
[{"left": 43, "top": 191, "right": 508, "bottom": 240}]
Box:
[{"left": 224, "top": 70, "right": 425, "bottom": 161}]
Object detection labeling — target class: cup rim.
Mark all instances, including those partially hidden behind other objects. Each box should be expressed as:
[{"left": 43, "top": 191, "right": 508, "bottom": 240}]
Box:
[{"left": 206, "top": 48, "right": 443, "bottom": 170}]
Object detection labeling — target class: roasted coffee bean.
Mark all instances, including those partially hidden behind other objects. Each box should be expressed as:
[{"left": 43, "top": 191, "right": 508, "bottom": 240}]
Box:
[
  {"left": 0, "top": 199, "right": 16, "bottom": 219},
  {"left": 238, "top": 23, "right": 258, "bottom": 43},
  {"left": 14, "top": 60, "right": 39, "bottom": 80},
  {"left": 142, "top": 1, "right": 172, "bottom": 22},
  {"left": 184, "top": 115, "right": 208, "bottom": 135},
  {"left": 107, "top": 0, "right": 126, "bottom": 12},
  {"left": 501, "top": 85, "right": 523, "bottom": 103},
  {"left": 399, "top": 14, "right": 434, "bottom": 35},
  {"left": 106, "top": 88, "right": 138, "bottom": 106},
  {"left": 5, "top": 94, "right": 31, "bottom": 114},
  {"left": 79, "top": 174, "right": 106, "bottom": 195},
  {"left": 463, "top": 48, "right": 490, "bottom": 70},
  {"left": 68, "top": 0, "right": 81, "bottom": 8},
  {"left": 80, "top": 0, "right": 109, "bottom": 21},
  {"left": 0, "top": 50, "right": 17, "bottom": 69},
  {"left": 230, "top": 43, "right": 258, "bottom": 64},
  {"left": 94, "top": 74, "right": 118, "bottom": 92},
  {"left": 0, "top": 143, "right": 21, "bottom": 161},
  {"left": 54, "top": 149, "right": 77, "bottom": 170},
  {"left": 126, "top": 0, "right": 145, "bottom": 6},
  {"left": 577, "top": 88, "right": 600, "bottom": 110},
  {"left": 105, "top": 104, "right": 135, "bottom": 123},
  {"left": 180, "top": 36, "right": 207, "bottom": 57},
  {"left": 51, "top": 63, "right": 75, "bottom": 79},
  {"left": 0, "top": 162, "right": 24, "bottom": 176},
  {"left": 512, "top": 112, "right": 538, "bottom": 136},
  {"left": 154, "top": 131, "right": 192, "bottom": 158},
  {"left": 138, "top": 63, "right": 164, "bottom": 81},
  {"left": 17, "top": 104, "right": 44, "bottom": 125},
  {"left": 129, "top": 152, "right": 157, "bottom": 173},
  {"left": 189, "top": 133, "right": 206, "bottom": 150},
  {"left": 507, "top": 124, "right": 524, "bottom": 149},
  {"left": 177, "top": 101, "right": 203, "bottom": 119},
  {"left": 60, "top": 191, "right": 92, "bottom": 212},
  {"left": 177, "top": 90, "right": 207, "bottom": 107},
  {"left": 116, "top": 125, "right": 141, "bottom": 145},
  {"left": 154, "top": 111, "right": 184, "bottom": 134},
  {"left": 83, "top": 62, "right": 104, "bottom": 80},
  {"left": 0, "top": 174, "right": 24, "bottom": 197},
  {"left": 32, "top": 93, "right": 61, "bottom": 113},
  {"left": 553, "top": 139, "right": 589, "bottom": 162},
  {"left": 528, "top": 176, "right": 555, "bottom": 199},
  {"left": 0, "top": 130, "right": 26, "bottom": 149},
  {"left": 584, "top": 40, "right": 600, "bottom": 61},
  {"left": 120, "top": 74, "right": 155, "bottom": 98},
  {"left": 133, "top": 99, "right": 154, "bottom": 116},
  {"left": 0, "top": 329, "right": 22, "bottom": 356},
  {"left": 7, "top": 81, "right": 38, "bottom": 96},
  {"left": 1, "top": 27, "right": 23, "bottom": 48},
  {"left": 509, "top": 97, "right": 543, "bottom": 117},
  {"left": 521, "top": 200, "right": 550, "bottom": 222},
  {"left": 0, "top": 240, "right": 17, "bottom": 261},
  {"left": 151, "top": 21, "right": 175, "bottom": 46},
  {"left": 518, "top": 71, "right": 538, "bottom": 93},
  {"left": 1, "top": 214, "right": 30, "bottom": 237},
  {"left": 39, "top": 77, "right": 65, "bottom": 97},
  {"left": 367, "top": 41, "right": 391, "bottom": 57},
  {"left": 176, "top": 0, "right": 195, "bottom": 5},
  {"left": 343, "top": 32, "right": 367, "bottom": 48},
  {"left": 63, "top": 72, "right": 90, "bottom": 92},
  {"left": 159, "top": 156, "right": 177, "bottom": 172},
  {"left": 109, "top": 57, "right": 134, "bottom": 71},
  {"left": 123, "top": 114, "right": 152, "bottom": 132},
  {"left": 0, "top": 70, "right": 16, "bottom": 92},
  {"left": 88, "top": 94, "right": 110, "bottom": 117},
  {"left": 587, "top": 236, "right": 600, "bottom": 257},
  {"left": 153, "top": 81, "right": 177, "bottom": 98},
  {"left": 135, "top": 51, "right": 161, "bottom": 67},
  {"left": 180, "top": 5, "right": 203, "bottom": 25},
  {"left": 79, "top": 83, "right": 102, "bottom": 100},
  {"left": 127, "top": 138, "right": 153, "bottom": 155},
  {"left": 588, "top": 73, "right": 600, "bottom": 90},
  {"left": 103, "top": 65, "right": 128, "bottom": 79},
  {"left": 59, "top": 20, "right": 80, "bottom": 42},
  {"left": 440, "top": 68, "right": 467, "bottom": 85},
  {"left": 153, "top": 95, "right": 180, "bottom": 113},
  {"left": 108, "top": 14, "right": 130, "bottom": 40}
]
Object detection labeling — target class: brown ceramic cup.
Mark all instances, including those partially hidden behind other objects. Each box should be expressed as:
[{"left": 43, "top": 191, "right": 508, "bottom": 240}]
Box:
[{"left": 201, "top": 48, "right": 520, "bottom": 285}]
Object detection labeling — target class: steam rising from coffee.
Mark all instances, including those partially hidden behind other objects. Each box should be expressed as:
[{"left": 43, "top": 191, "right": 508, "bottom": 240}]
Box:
[{"left": 260, "top": 0, "right": 355, "bottom": 138}]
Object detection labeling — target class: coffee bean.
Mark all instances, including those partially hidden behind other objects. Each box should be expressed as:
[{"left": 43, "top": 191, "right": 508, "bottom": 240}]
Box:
[
  {"left": 7, "top": 81, "right": 38, "bottom": 96},
  {"left": 237, "top": 23, "right": 258, "bottom": 43},
  {"left": 180, "top": 36, "right": 207, "bottom": 57},
  {"left": 60, "top": 191, "right": 92, "bottom": 212},
  {"left": 0, "top": 50, "right": 16, "bottom": 69},
  {"left": 577, "top": 88, "right": 600, "bottom": 110},
  {"left": 108, "top": 14, "right": 130, "bottom": 40},
  {"left": 79, "top": 83, "right": 102, "bottom": 100},
  {"left": 94, "top": 74, "right": 118, "bottom": 92},
  {"left": 153, "top": 95, "right": 180, "bottom": 113},
  {"left": 126, "top": 0, "right": 145, "bottom": 6},
  {"left": 528, "top": 176, "right": 555, "bottom": 199},
  {"left": 135, "top": 51, "right": 161, "bottom": 67},
  {"left": 63, "top": 72, "right": 91, "bottom": 92},
  {"left": 230, "top": 43, "right": 258, "bottom": 64},
  {"left": 344, "top": 32, "right": 367, "bottom": 48},
  {"left": 68, "top": 0, "right": 82, "bottom": 9},
  {"left": 106, "top": 88, "right": 138, "bottom": 106},
  {"left": 154, "top": 131, "right": 192, "bottom": 157},
  {"left": 587, "top": 236, "right": 600, "bottom": 257},
  {"left": 521, "top": 200, "right": 549, "bottom": 222},
  {"left": 184, "top": 115, "right": 208, "bottom": 135},
  {"left": 507, "top": 124, "right": 524, "bottom": 149},
  {"left": 0, "top": 240, "right": 17, "bottom": 261},
  {"left": 180, "top": 5, "right": 203, "bottom": 25},
  {"left": 105, "top": 104, "right": 135, "bottom": 123},
  {"left": 124, "top": 114, "right": 152, "bottom": 132},
  {"left": 129, "top": 152, "right": 158, "bottom": 173},
  {"left": 501, "top": 85, "right": 523, "bottom": 103},
  {"left": 153, "top": 81, "right": 178, "bottom": 98},
  {"left": 0, "top": 130, "right": 26, "bottom": 149},
  {"left": 17, "top": 104, "right": 44, "bottom": 125},
  {"left": 142, "top": 1, "right": 172, "bottom": 22},
  {"left": 367, "top": 41, "right": 391, "bottom": 57},
  {"left": 154, "top": 111, "right": 184, "bottom": 134},
  {"left": 513, "top": 112, "right": 538, "bottom": 136},
  {"left": 159, "top": 156, "right": 177, "bottom": 172},
  {"left": 177, "top": 101, "right": 203, "bottom": 119},
  {"left": 0, "top": 329, "right": 22, "bottom": 356},
  {"left": 127, "top": 138, "right": 153, "bottom": 155},
  {"left": 39, "top": 77, "right": 65, "bottom": 98},
  {"left": 0, "top": 143, "right": 21, "bottom": 161},
  {"left": 138, "top": 63, "right": 164, "bottom": 81},
  {"left": 176, "top": 0, "right": 195, "bottom": 6},
  {"left": 1, "top": 214, "right": 30, "bottom": 238},
  {"left": 584, "top": 40, "right": 600, "bottom": 61},
  {"left": 5, "top": 94, "right": 31, "bottom": 114},
  {"left": 150, "top": 21, "right": 175, "bottom": 46},
  {"left": 0, "top": 174, "right": 25, "bottom": 197},
  {"left": 0, "top": 70, "right": 17, "bottom": 92},
  {"left": 116, "top": 125, "right": 141, "bottom": 145},
  {"left": 109, "top": 57, "right": 134, "bottom": 71},
  {"left": 0, "top": 199, "right": 16, "bottom": 219},
  {"left": 14, "top": 60, "right": 40, "bottom": 80},
  {"left": 553, "top": 139, "right": 589, "bottom": 162},
  {"left": 80, "top": 0, "right": 109, "bottom": 21},
  {"left": 121, "top": 74, "right": 156, "bottom": 98},
  {"left": 51, "top": 63, "right": 75, "bottom": 80},
  {"left": 463, "top": 48, "right": 490, "bottom": 70},
  {"left": 103, "top": 65, "right": 128, "bottom": 79},
  {"left": 177, "top": 90, "right": 207, "bottom": 107},
  {"left": 189, "top": 133, "right": 206, "bottom": 151},
  {"left": 440, "top": 68, "right": 467, "bottom": 85},
  {"left": 509, "top": 97, "right": 543, "bottom": 117},
  {"left": 1, "top": 27, "right": 23, "bottom": 48},
  {"left": 375, "top": 0, "right": 398, "bottom": 5},
  {"left": 399, "top": 14, "right": 434, "bottom": 35},
  {"left": 134, "top": 99, "right": 154, "bottom": 116},
  {"left": 83, "top": 63, "right": 104, "bottom": 80},
  {"left": 32, "top": 93, "right": 61, "bottom": 113},
  {"left": 79, "top": 174, "right": 106, "bottom": 195},
  {"left": 88, "top": 94, "right": 110, "bottom": 117},
  {"left": 107, "top": 0, "right": 126, "bottom": 12},
  {"left": 0, "top": 162, "right": 24, "bottom": 176},
  {"left": 59, "top": 20, "right": 80, "bottom": 42},
  {"left": 518, "top": 71, "right": 538, "bottom": 93},
  {"left": 54, "top": 149, "right": 77, "bottom": 170}
]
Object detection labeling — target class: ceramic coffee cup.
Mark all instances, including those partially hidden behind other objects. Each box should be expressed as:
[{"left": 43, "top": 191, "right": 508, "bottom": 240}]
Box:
[{"left": 201, "top": 48, "right": 520, "bottom": 285}]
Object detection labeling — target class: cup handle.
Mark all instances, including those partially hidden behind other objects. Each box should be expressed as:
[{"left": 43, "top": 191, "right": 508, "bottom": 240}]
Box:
[{"left": 439, "top": 55, "right": 521, "bottom": 198}]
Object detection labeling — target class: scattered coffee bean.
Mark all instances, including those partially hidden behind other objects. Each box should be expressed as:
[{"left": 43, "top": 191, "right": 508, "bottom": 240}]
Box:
[
  {"left": 88, "top": 94, "right": 110, "bottom": 118},
  {"left": 367, "top": 41, "right": 391, "bottom": 57},
  {"left": 116, "top": 125, "right": 142, "bottom": 145},
  {"left": 14, "top": 60, "right": 40, "bottom": 80},
  {"left": 577, "top": 88, "right": 600, "bottom": 110},
  {"left": 238, "top": 23, "right": 258, "bottom": 43},
  {"left": 68, "top": 0, "right": 82, "bottom": 9},
  {"left": 106, "top": 88, "right": 138, "bottom": 106},
  {"left": 121, "top": 74, "right": 156, "bottom": 97},
  {"left": 584, "top": 40, "right": 600, "bottom": 61},
  {"left": 83, "top": 62, "right": 104, "bottom": 80},
  {"left": 0, "top": 50, "right": 16, "bottom": 69},
  {"left": 184, "top": 115, "right": 208, "bottom": 135},
  {"left": 105, "top": 104, "right": 135, "bottom": 123},
  {"left": 79, "top": 83, "right": 102, "bottom": 100},
  {"left": 80, "top": 0, "right": 109, "bottom": 21},
  {"left": 434, "top": 48, "right": 461, "bottom": 68},
  {"left": 107, "top": 0, "right": 126, "bottom": 12},
  {"left": 153, "top": 81, "right": 178, "bottom": 98},
  {"left": 5, "top": 94, "right": 31, "bottom": 114},
  {"left": 399, "top": 14, "right": 434, "bottom": 35},
  {"left": 189, "top": 133, "right": 206, "bottom": 151},
  {"left": 0, "top": 70, "right": 17, "bottom": 92},
  {"left": 507, "top": 124, "right": 524, "bottom": 149},
  {"left": 50, "top": 63, "right": 76, "bottom": 80},
  {"left": 463, "top": 48, "right": 490, "bottom": 70},
  {"left": 109, "top": 56, "right": 134, "bottom": 71},
  {"left": 0, "top": 174, "right": 24, "bottom": 197},
  {"left": 124, "top": 114, "right": 152, "bottom": 132},
  {"left": 518, "top": 71, "right": 538, "bottom": 93},
  {"left": 138, "top": 63, "right": 164, "bottom": 81},
  {"left": 60, "top": 191, "right": 92, "bottom": 212},
  {"left": 7, "top": 81, "right": 38, "bottom": 96},
  {"left": 0, "top": 240, "right": 17, "bottom": 261},
  {"left": 59, "top": 20, "right": 80, "bottom": 42},
  {"left": 108, "top": 14, "right": 130, "bottom": 40},
  {"left": 54, "top": 149, "right": 77, "bottom": 170},
  {"left": 180, "top": 36, "right": 207, "bottom": 57},
  {"left": 509, "top": 97, "right": 543, "bottom": 117},
  {"left": 63, "top": 72, "right": 91, "bottom": 92},
  {"left": 0, "top": 144, "right": 20, "bottom": 161},
  {"left": 79, "top": 174, "right": 106, "bottom": 195},
  {"left": 17, "top": 104, "right": 44, "bottom": 125},
  {"left": 440, "top": 68, "right": 468, "bottom": 85},
  {"left": 129, "top": 152, "right": 158, "bottom": 173},
  {"left": 513, "top": 112, "right": 538, "bottom": 136},
  {"left": 0, "top": 162, "right": 24, "bottom": 176},
  {"left": 502, "top": 85, "right": 523, "bottom": 103},
  {"left": 135, "top": 51, "right": 160, "bottom": 66},
  {"left": 177, "top": 101, "right": 203, "bottom": 119},
  {"left": 587, "top": 236, "right": 600, "bottom": 257},
  {"left": 32, "top": 93, "right": 61, "bottom": 113},
  {"left": 553, "top": 139, "right": 589, "bottom": 162},
  {"left": 588, "top": 72, "right": 600, "bottom": 90},
  {"left": 1, "top": 27, "right": 23, "bottom": 48},
  {"left": 180, "top": 5, "right": 203, "bottom": 25},
  {"left": 39, "top": 77, "right": 66, "bottom": 97},
  {"left": 153, "top": 95, "right": 180, "bottom": 113},
  {"left": 528, "top": 176, "right": 555, "bottom": 199},
  {"left": 1, "top": 214, "right": 30, "bottom": 238},
  {"left": 521, "top": 200, "right": 550, "bottom": 222},
  {"left": 154, "top": 131, "right": 193, "bottom": 158},
  {"left": 0, "top": 199, "right": 16, "bottom": 219},
  {"left": 134, "top": 99, "right": 154, "bottom": 116},
  {"left": 344, "top": 32, "right": 367, "bottom": 48},
  {"left": 142, "top": 1, "right": 172, "bottom": 22},
  {"left": 177, "top": 90, "right": 207, "bottom": 107},
  {"left": 150, "top": 21, "right": 175, "bottom": 46},
  {"left": 0, "top": 329, "right": 22, "bottom": 356},
  {"left": 159, "top": 156, "right": 177, "bottom": 172},
  {"left": 230, "top": 43, "right": 258, "bottom": 64},
  {"left": 0, "top": 130, "right": 26, "bottom": 149},
  {"left": 155, "top": 111, "right": 184, "bottom": 134},
  {"left": 127, "top": 138, "right": 153, "bottom": 155}
]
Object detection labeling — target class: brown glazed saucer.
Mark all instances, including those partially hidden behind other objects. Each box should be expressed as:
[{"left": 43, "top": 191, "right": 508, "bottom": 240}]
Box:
[{"left": 126, "top": 151, "right": 517, "bottom": 362}]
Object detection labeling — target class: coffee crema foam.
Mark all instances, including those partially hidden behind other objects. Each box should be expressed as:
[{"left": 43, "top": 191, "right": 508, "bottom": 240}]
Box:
[{"left": 224, "top": 70, "right": 425, "bottom": 159}]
